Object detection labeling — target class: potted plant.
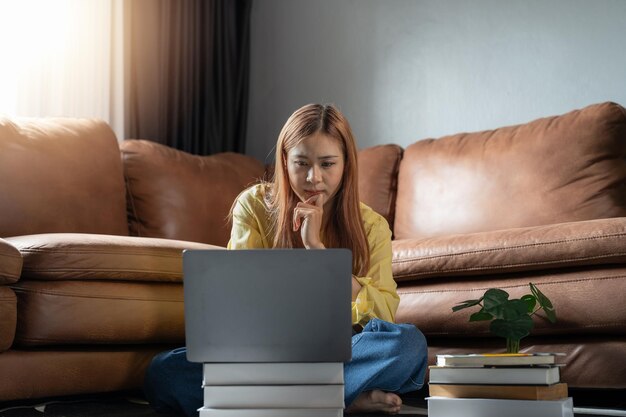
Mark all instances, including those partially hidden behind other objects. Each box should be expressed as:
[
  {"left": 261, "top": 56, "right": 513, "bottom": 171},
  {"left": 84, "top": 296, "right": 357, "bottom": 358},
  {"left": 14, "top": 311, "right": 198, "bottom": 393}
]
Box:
[{"left": 452, "top": 283, "right": 557, "bottom": 353}]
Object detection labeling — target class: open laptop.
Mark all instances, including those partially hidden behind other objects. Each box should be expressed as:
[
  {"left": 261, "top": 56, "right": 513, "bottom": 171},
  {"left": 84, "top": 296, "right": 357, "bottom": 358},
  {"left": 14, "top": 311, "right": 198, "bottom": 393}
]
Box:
[{"left": 183, "top": 249, "right": 352, "bottom": 363}]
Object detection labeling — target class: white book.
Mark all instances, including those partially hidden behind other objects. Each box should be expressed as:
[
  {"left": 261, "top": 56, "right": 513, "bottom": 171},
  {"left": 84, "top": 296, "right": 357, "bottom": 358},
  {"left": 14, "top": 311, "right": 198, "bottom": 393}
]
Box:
[
  {"left": 436, "top": 352, "right": 563, "bottom": 367},
  {"left": 203, "top": 385, "right": 345, "bottom": 409},
  {"left": 199, "top": 408, "right": 343, "bottom": 417},
  {"left": 428, "top": 365, "right": 560, "bottom": 385},
  {"left": 203, "top": 362, "right": 344, "bottom": 385},
  {"left": 427, "top": 396, "right": 574, "bottom": 417}
]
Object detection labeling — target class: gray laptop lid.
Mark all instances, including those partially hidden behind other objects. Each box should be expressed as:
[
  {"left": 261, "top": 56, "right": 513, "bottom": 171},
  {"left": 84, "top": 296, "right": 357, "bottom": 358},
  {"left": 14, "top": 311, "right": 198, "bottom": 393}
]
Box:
[{"left": 184, "top": 249, "right": 352, "bottom": 363}]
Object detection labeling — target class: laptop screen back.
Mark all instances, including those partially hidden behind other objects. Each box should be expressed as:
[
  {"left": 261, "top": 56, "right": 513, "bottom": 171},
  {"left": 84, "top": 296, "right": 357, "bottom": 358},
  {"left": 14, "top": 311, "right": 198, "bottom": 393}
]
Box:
[{"left": 183, "top": 249, "right": 352, "bottom": 363}]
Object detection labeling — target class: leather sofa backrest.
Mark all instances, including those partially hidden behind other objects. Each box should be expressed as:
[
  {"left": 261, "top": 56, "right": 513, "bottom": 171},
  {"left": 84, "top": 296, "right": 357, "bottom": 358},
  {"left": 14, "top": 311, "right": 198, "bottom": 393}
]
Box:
[
  {"left": 357, "top": 144, "right": 403, "bottom": 230},
  {"left": 121, "top": 140, "right": 265, "bottom": 246},
  {"left": 394, "top": 102, "right": 626, "bottom": 239},
  {"left": 0, "top": 118, "right": 128, "bottom": 237}
]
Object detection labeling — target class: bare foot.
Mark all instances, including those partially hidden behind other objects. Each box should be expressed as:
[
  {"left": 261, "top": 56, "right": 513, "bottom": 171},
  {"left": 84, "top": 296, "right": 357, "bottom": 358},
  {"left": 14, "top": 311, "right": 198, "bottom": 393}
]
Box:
[{"left": 345, "top": 390, "right": 402, "bottom": 414}]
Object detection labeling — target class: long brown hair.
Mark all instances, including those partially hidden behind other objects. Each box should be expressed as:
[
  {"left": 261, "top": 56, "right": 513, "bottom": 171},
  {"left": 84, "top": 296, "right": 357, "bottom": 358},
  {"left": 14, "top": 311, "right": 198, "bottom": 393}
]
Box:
[{"left": 267, "top": 104, "right": 370, "bottom": 276}]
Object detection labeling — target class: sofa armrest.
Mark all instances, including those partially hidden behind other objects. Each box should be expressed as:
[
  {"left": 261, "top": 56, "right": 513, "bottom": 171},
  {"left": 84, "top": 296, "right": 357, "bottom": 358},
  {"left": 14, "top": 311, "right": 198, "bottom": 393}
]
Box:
[
  {"left": 392, "top": 217, "right": 626, "bottom": 282},
  {"left": 6, "top": 233, "right": 221, "bottom": 282},
  {"left": 0, "top": 237, "right": 22, "bottom": 285},
  {"left": 0, "top": 238, "right": 20, "bottom": 351}
]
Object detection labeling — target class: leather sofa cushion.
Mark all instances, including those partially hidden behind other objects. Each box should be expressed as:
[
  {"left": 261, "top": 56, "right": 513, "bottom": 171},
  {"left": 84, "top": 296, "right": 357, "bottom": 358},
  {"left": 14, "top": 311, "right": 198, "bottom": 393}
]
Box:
[
  {"left": 395, "top": 102, "right": 626, "bottom": 239},
  {"left": 392, "top": 217, "right": 626, "bottom": 281},
  {"left": 0, "top": 118, "right": 128, "bottom": 237},
  {"left": 396, "top": 265, "right": 626, "bottom": 337},
  {"left": 0, "top": 287, "right": 17, "bottom": 351},
  {"left": 358, "top": 144, "right": 403, "bottom": 229},
  {"left": 6, "top": 233, "right": 219, "bottom": 282},
  {"left": 121, "top": 140, "right": 265, "bottom": 247},
  {"left": 0, "top": 347, "right": 166, "bottom": 401},
  {"left": 0, "top": 238, "right": 22, "bottom": 284},
  {"left": 11, "top": 281, "right": 184, "bottom": 346}
]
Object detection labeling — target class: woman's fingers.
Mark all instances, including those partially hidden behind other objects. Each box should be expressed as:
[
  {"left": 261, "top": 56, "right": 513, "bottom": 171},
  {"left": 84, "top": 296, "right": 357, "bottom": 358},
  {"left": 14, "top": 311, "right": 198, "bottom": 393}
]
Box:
[
  {"left": 292, "top": 206, "right": 315, "bottom": 231},
  {"left": 302, "top": 194, "right": 324, "bottom": 207},
  {"left": 292, "top": 197, "right": 324, "bottom": 232},
  {"left": 293, "top": 208, "right": 301, "bottom": 231}
]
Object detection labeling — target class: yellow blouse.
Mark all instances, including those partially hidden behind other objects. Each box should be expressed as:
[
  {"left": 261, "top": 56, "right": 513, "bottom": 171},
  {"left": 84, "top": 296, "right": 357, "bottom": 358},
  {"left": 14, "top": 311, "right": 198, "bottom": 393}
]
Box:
[{"left": 227, "top": 184, "right": 399, "bottom": 326}]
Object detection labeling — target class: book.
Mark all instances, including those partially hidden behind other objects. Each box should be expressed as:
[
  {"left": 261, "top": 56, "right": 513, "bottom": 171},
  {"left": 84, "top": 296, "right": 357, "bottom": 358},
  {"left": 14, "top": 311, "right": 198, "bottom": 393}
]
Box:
[
  {"left": 436, "top": 352, "right": 563, "bottom": 367},
  {"left": 427, "top": 396, "right": 574, "bottom": 417},
  {"left": 199, "top": 408, "right": 343, "bottom": 417},
  {"left": 203, "top": 385, "right": 345, "bottom": 409},
  {"left": 428, "top": 365, "right": 560, "bottom": 385},
  {"left": 202, "top": 362, "right": 344, "bottom": 385},
  {"left": 429, "top": 382, "right": 568, "bottom": 400}
]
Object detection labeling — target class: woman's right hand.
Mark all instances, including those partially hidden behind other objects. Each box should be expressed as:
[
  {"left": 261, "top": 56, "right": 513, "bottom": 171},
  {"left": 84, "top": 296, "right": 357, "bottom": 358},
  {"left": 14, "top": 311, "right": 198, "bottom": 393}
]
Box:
[{"left": 293, "top": 194, "right": 325, "bottom": 249}]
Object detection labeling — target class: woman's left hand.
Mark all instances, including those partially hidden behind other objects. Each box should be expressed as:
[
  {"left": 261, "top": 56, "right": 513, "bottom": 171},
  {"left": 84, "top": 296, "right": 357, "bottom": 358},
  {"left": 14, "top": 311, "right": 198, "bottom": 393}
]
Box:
[{"left": 293, "top": 194, "right": 325, "bottom": 249}]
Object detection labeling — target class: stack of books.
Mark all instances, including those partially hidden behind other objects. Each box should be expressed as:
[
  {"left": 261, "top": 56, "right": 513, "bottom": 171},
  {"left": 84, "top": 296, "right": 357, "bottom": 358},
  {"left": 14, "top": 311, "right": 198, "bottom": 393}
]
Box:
[
  {"left": 198, "top": 362, "right": 345, "bottom": 417},
  {"left": 427, "top": 352, "right": 574, "bottom": 417}
]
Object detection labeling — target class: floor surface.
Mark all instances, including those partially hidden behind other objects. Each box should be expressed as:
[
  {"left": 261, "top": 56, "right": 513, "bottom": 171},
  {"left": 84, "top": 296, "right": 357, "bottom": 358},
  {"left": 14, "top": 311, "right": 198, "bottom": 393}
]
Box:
[{"left": 1, "top": 388, "right": 624, "bottom": 417}]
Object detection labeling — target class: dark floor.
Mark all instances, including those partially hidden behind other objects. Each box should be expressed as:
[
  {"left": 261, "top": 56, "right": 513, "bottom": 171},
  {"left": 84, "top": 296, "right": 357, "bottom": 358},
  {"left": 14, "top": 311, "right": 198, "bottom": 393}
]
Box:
[
  {"left": 0, "top": 390, "right": 427, "bottom": 417},
  {"left": 0, "top": 393, "right": 174, "bottom": 417},
  {"left": 0, "top": 388, "right": 624, "bottom": 417}
]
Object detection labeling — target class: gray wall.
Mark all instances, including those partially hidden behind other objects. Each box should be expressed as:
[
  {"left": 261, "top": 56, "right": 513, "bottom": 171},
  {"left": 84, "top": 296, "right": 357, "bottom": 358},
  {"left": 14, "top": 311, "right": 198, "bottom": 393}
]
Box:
[{"left": 246, "top": 0, "right": 626, "bottom": 163}]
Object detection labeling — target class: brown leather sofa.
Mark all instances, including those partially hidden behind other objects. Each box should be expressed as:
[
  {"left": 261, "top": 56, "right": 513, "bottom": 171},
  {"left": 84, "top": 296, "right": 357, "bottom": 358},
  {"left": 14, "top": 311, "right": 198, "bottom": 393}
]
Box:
[{"left": 1, "top": 101, "right": 625, "bottom": 402}]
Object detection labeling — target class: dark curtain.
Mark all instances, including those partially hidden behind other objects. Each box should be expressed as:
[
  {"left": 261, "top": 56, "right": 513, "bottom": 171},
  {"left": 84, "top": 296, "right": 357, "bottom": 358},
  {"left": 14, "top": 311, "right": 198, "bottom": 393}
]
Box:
[{"left": 127, "top": 0, "right": 251, "bottom": 155}]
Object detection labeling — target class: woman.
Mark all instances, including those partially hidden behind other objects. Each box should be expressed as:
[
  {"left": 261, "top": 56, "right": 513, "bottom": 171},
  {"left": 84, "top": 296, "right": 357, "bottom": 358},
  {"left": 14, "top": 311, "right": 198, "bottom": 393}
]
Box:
[{"left": 144, "top": 104, "right": 427, "bottom": 415}]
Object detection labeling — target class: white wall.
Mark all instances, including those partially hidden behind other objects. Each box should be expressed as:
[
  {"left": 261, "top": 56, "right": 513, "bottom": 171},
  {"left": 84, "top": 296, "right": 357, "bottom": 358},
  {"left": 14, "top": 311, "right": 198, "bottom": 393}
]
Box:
[{"left": 246, "top": 0, "right": 626, "bottom": 162}]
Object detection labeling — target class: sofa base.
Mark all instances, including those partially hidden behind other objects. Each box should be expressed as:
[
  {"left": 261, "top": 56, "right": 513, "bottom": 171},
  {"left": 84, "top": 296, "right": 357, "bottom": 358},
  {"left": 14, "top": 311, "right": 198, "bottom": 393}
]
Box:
[{"left": 0, "top": 346, "right": 171, "bottom": 402}]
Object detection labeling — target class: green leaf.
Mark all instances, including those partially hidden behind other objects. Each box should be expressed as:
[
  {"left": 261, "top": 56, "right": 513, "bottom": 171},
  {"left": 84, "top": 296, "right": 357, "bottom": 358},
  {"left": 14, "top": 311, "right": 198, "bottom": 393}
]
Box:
[
  {"left": 530, "top": 283, "right": 557, "bottom": 323},
  {"left": 482, "top": 289, "right": 510, "bottom": 318},
  {"left": 521, "top": 294, "right": 536, "bottom": 312},
  {"left": 544, "top": 308, "right": 557, "bottom": 323},
  {"left": 469, "top": 311, "right": 493, "bottom": 321},
  {"left": 490, "top": 315, "right": 534, "bottom": 340},
  {"left": 452, "top": 297, "right": 483, "bottom": 312},
  {"left": 501, "top": 299, "right": 530, "bottom": 321}
]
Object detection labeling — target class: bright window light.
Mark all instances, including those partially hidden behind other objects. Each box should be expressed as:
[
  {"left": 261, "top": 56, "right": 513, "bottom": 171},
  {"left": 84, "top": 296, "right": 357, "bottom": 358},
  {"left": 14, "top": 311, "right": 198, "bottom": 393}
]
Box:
[
  {"left": 0, "top": 0, "right": 72, "bottom": 116},
  {"left": 0, "top": 0, "right": 120, "bottom": 127}
]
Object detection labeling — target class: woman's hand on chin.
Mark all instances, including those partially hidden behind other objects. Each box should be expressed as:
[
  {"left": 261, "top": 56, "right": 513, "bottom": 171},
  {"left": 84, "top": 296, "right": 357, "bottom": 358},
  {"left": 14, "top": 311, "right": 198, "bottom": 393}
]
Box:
[{"left": 293, "top": 194, "right": 326, "bottom": 249}]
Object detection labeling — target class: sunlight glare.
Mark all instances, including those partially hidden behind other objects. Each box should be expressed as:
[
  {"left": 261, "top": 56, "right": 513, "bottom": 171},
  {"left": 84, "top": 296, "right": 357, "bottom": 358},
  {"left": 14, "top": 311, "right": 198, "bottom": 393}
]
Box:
[{"left": 0, "top": 0, "right": 72, "bottom": 116}]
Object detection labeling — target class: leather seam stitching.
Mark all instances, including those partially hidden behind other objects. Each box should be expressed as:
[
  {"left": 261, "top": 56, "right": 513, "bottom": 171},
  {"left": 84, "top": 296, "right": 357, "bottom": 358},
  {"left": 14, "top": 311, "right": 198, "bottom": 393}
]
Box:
[
  {"left": 396, "top": 275, "right": 625, "bottom": 294},
  {"left": 393, "top": 231, "right": 626, "bottom": 265},
  {"left": 11, "top": 288, "right": 181, "bottom": 302},
  {"left": 394, "top": 252, "right": 626, "bottom": 277},
  {"left": 19, "top": 249, "right": 181, "bottom": 257},
  {"left": 423, "top": 321, "right": 625, "bottom": 332},
  {"left": 21, "top": 267, "right": 178, "bottom": 274}
]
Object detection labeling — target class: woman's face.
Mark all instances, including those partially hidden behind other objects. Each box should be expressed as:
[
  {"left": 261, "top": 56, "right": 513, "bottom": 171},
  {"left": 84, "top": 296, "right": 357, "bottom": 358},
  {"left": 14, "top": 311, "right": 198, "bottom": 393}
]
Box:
[{"left": 286, "top": 133, "right": 345, "bottom": 209}]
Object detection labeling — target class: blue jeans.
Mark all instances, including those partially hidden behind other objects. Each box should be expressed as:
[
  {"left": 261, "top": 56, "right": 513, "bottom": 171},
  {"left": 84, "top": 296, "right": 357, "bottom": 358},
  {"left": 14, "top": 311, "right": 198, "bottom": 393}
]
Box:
[{"left": 144, "top": 319, "right": 427, "bottom": 416}]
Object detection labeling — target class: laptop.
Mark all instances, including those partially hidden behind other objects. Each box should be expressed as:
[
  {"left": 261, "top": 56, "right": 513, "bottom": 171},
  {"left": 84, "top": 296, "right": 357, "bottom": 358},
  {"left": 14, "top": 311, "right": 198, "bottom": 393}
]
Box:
[{"left": 183, "top": 249, "right": 352, "bottom": 363}]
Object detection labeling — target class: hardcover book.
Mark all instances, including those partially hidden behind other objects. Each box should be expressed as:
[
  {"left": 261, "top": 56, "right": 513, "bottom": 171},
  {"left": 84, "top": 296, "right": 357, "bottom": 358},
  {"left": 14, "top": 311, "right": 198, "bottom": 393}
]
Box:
[
  {"left": 202, "top": 362, "right": 344, "bottom": 385},
  {"left": 198, "top": 408, "right": 343, "bottom": 417},
  {"left": 428, "top": 382, "right": 568, "bottom": 400},
  {"left": 203, "top": 385, "right": 345, "bottom": 409},
  {"left": 436, "top": 352, "right": 564, "bottom": 367},
  {"left": 428, "top": 365, "right": 560, "bottom": 385},
  {"left": 427, "top": 396, "right": 574, "bottom": 417}
]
